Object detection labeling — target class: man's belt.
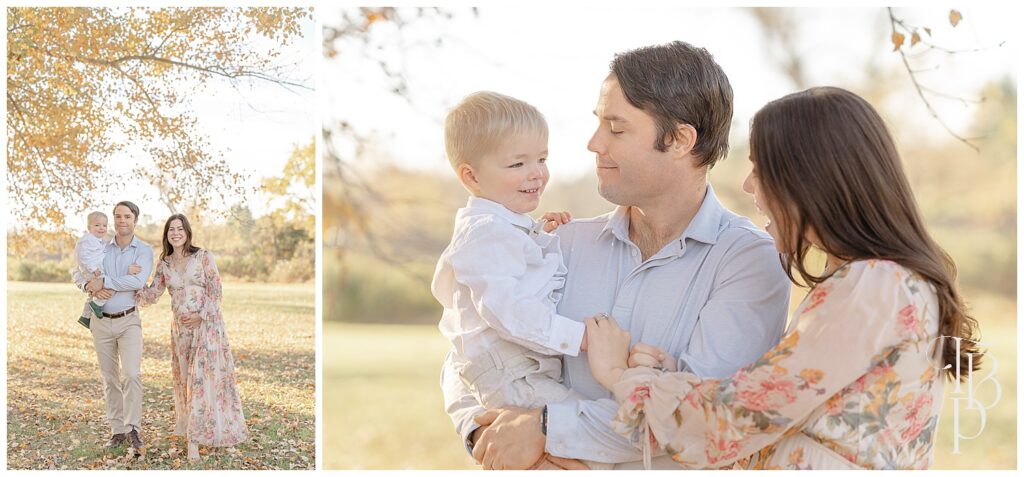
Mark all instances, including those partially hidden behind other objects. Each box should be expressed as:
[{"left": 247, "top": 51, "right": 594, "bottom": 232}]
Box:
[{"left": 102, "top": 307, "right": 136, "bottom": 319}]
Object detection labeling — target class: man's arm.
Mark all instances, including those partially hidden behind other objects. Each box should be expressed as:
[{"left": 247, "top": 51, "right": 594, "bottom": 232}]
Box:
[
  {"left": 678, "top": 234, "right": 791, "bottom": 378},
  {"left": 103, "top": 245, "right": 153, "bottom": 292},
  {"left": 543, "top": 397, "right": 644, "bottom": 463}
]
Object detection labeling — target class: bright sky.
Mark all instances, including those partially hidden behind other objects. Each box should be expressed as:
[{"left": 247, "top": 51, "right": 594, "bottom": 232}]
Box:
[
  {"left": 324, "top": 5, "right": 1017, "bottom": 182},
  {"left": 7, "top": 9, "right": 317, "bottom": 233}
]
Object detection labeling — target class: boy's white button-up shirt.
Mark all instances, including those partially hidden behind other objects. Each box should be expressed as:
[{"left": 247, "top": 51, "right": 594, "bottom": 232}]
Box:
[
  {"left": 75, "top": 232, "right": 107, "bottom": 274},
  {"left": 432, "top": 196, "right": 586, "bottom": 362}
]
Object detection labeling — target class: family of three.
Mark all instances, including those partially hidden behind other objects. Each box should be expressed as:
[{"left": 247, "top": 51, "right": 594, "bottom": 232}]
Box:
[
  {"left": 432, "top": 41, "right": 981, "bottom": 470},
  {"left": 73, "top": 202, "right": 248, "bottom": 462}
]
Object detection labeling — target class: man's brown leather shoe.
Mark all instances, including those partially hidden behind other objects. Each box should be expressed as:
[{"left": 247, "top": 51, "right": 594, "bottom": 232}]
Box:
[
  {"left": 127, "top": 429, "right": 143, "bottom": 452},
  {"left": 104, "top": 433, "right": 127, "bottom": 448}
]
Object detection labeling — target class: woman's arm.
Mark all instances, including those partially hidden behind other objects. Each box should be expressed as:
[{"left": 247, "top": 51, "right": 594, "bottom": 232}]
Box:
[
  {"left": 135, "top": 261, "right": 166, "bottom": 306},
  {"left": 592, "top": 261, "right": 920, "bottom": 469},
  {"left": 199, "top": 250, "right": 223, "bottom": 321}
]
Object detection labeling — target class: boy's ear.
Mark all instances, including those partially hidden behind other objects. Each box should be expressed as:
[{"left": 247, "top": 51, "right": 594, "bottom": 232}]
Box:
[{"left": 457, "top": 163, "right": 481, "bottom": 194}]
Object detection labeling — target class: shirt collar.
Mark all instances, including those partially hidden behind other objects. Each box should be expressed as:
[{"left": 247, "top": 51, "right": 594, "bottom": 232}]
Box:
[
  {"left": 598, "top": 183, "right": 724, "bottom": 247},
  {"left": 599, "top": 206, "right": 632, "bottom": 243},
  {"left": 108, "top": 234, "right": 141, "bottom": 250},
  {"left": 681, "top": 184, "right": 723, "bottom": 246},
  {"left": 458, "top": 196, "right": 537, "bottom": 231}
]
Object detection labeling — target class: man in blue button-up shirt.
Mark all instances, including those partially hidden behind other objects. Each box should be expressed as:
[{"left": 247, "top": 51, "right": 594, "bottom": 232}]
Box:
[
  {"left": 77, "top": 201, "right": 153, "bottom": 453},
  {"left": 441, "top": 41, "right": 791, "bottom": 469}
]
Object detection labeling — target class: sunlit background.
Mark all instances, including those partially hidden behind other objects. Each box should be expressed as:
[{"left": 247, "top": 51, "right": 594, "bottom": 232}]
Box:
[{"left": 322, "top": 5, "right": 1016, "bottom": 470}]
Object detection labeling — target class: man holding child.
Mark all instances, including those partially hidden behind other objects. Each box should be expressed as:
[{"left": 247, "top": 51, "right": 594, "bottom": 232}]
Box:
[
  {"left": 437, "top": 41, "right": 791, "bottom": 469},
  {"left": 73, "top": 200, "right": 153, "bottom": 454}
]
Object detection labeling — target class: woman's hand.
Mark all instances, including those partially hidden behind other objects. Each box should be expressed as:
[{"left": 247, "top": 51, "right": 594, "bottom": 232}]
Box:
[
  {"left": 181, "top": 313, "right": 203, "bottom": 329},
  {"left": 584, "top": 314, "right": 631, "bottom": 391},
  {"left": 127, "top": 263, "right": 142, "bottom": 275},
  {"left": 541, "top": 211, "right": 572, "bottom": 233},
  {"left": 628, "top": 342, "right": 678, "bottom": 371}
]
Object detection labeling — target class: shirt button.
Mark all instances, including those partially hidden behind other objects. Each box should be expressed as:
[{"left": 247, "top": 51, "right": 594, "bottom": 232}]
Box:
[
  {"left": 631, "top": 249, "right": 638, "bottom": 257},
  {"left": 560, "top": 342, "right": 568, "bottom": 350}
]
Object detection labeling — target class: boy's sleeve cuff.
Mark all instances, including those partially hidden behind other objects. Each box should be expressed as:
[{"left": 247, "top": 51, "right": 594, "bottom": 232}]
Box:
[{"left": 543, "top": 314, "right": 586, "bottom": 356}]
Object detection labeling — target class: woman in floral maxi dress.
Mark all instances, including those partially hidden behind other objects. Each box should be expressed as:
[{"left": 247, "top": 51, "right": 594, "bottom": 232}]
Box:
[
  {"left": 138, "top": 214, "right": 249, "bottom": 462},
  {"left": 584, "top": 87, "right": 981, "bottom": 470}
]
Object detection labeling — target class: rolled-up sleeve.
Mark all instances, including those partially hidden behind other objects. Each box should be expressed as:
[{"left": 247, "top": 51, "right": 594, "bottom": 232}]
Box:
[
  {"left": 104, "top": 244, "right": 153, "bottom": 292},
  {"left": 680, "top": 233, "right": 790, "bottom": 378}
]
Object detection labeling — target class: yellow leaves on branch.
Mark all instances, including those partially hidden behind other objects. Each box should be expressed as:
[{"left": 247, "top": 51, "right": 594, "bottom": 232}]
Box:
[
  {"left": 262, "top": 138, "right": 315, "bottom": 234},
  {"left": 891, "top": 32, "right": 905, "bottom": 51},
  {"left": 6, "top": 7, "right": 312, "bottom": 230},
  {"left": 891, "top": 9, "right": 962, "bottom": 53},
  {"left": 949, "top": 9, "right": 963, "bottom": 27}
]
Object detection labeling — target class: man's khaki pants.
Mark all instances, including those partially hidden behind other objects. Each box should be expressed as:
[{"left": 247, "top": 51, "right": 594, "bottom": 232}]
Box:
[{"left": 90, "top": 311, "right": 142, "bottom": 435}]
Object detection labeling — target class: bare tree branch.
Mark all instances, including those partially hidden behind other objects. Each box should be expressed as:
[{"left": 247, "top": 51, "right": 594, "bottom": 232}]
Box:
[{"left": 888, "top": 7, "right": 982, "bottom": 152}]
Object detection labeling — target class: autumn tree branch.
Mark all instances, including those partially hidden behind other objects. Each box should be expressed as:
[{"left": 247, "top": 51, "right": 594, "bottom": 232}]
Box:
[{"left": 888, "top": 7, "right": 992, "bottom": 152}]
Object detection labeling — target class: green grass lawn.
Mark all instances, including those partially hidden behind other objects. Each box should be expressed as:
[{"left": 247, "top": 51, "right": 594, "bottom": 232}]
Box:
[
  {"left": 7, "top": 281, "right": 315, "bottom": 470},
  {"left": 323, "top": 291, "right": 1015, "bottom": 470}
]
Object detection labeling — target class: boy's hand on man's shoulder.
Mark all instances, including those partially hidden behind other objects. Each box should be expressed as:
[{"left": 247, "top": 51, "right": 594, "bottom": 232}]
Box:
[{"left": 541, "top": 211, "right": 572, "bottom": 232}]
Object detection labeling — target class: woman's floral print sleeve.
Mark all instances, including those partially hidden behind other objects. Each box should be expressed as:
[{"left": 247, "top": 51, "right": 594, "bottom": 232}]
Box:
[
  {"left": 610, "top": 261, "right": 918, "bottom": 468},
  {"left": 199, "top": 250, "right": 223, "bottom": 321},
  {"left": 136, "top": 260, "right": 166, "bottom": 306}
]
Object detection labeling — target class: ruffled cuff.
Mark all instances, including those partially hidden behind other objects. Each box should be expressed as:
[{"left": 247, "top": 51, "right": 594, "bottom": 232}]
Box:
[
  {"left": 609, "top": 367, "right": 663, "bottom": 448},
  {"left": 135, "top": 286, "right": 159, "bottom": 307},
  {"left": 199, "top": 298, "right": 214, "bottom": 321}
]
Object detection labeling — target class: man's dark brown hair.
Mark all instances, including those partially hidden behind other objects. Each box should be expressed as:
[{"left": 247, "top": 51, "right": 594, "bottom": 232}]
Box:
[{"left": 610, "top": 41, "right": 734, "bottom": 168}]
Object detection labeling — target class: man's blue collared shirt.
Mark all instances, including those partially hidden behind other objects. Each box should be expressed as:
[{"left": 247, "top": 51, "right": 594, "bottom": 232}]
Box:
[{"left": 99, "top": 235, "right": 153, "bottom": 313}]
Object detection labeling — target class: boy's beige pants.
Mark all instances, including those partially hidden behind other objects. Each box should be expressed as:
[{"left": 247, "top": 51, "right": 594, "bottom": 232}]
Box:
[{"left": 90, "top": 311, "right": 143, "bottom": 435}]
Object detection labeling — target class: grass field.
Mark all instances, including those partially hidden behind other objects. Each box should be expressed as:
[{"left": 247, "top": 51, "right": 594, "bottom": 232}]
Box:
[
  {"left": 323, "top": 291, "right": 1016, "bottom": 470},
  {"left": 6, "top": 281, "right": 315, "bottom": 470}
]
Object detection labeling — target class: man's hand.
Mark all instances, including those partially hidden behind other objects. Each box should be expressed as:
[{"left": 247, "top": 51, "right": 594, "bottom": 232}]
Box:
[
  {"left": 94, "top": 289, "right": 114, "bottom": 300},
  {"left": 85, "top": 277, "right": 104, "bottom": 293},
  {"left": 471, "top": 407, "right": 545, "bottom": 470},
  {"left": 628, "top": 342, "right": 677, "bottom": 371},
  {"left": 127, "top": 263, "right": 142, "bottom": 275},
  {"left": 541, "top": 211, "right": 572, "bottom": 233}
]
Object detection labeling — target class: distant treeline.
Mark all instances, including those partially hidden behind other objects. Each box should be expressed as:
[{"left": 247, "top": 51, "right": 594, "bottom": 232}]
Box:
[{"left": 7, "top": 205, "right": 313, "bottom": 284}]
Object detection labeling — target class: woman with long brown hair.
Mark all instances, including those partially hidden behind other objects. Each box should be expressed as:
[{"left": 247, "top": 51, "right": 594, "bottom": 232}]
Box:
[
  {"left": 585, "top": 86, "right": 980, "bottom": 469},
  {"left": 137, "top": 214, "right": 249, "bottom": 462}
]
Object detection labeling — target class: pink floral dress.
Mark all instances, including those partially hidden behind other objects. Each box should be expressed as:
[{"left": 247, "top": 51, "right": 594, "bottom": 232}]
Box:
[
  {"left": 138, "top": 249, "right": 249, "bottom": 447},
  {"left": 611, "top": 260, "right": 945, "bottom": 469}
]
